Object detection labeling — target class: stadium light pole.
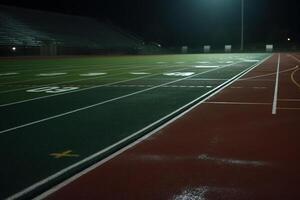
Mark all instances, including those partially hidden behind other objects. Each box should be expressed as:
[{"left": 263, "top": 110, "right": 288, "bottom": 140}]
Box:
[{"left": 241, "top": 0, "right": 244, "bottom": 51}]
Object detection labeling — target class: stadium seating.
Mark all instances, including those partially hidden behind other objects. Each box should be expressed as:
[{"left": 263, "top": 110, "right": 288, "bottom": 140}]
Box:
[{"left": 0, "top": 5, "right": 143, "bottom": 55}]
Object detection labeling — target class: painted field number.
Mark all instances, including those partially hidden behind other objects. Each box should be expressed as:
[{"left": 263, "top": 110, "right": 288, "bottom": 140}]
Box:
[
  {"left": 50, "top": 150, "right": 80, "bottom": 159},
  {"left": 26, "top": 86, "right": 79, "bottom": 94}
]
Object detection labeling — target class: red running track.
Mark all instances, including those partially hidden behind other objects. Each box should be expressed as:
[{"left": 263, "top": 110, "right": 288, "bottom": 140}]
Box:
[{"left": 42, "top": 53, "right": 300, "bottom": 200}]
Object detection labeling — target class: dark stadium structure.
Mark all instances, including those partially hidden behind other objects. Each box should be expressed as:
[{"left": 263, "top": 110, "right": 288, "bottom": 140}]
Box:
[{"left": 0, "top": 5, "right": 162, "bottom": 56}]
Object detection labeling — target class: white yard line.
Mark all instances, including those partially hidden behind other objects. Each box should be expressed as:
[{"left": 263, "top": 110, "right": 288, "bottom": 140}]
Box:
[
  {"left": 0, "top": 62, "right": 149, "bottom": 74},
  {"left": 272, "top": 54, "right": 281, "bottom": 115},
  {"left": 0, "top": 64, "right": 176, "bottom": 94},
  {"left": 0, "top": 64, "right": 154, "bottom": 88},
  {"left": 6, "top": 55, "right": 272, "bottom": 200},
  {"left": 0, "top": 65, "right": 191, "bottom": 107},
  {"left": 0, "top": 62, "right": 241, "bottom": 134}
]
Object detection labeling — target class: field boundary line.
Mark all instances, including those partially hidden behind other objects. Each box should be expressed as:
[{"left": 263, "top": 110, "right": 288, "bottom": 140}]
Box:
[
  {"left": 272, "top": 54, "right": 281, "bottom": 115},
  {"left": 5, "top": 55, "right": 272, "bottom": 200},
  {"left": 0, "top": 62, "right": 241, "bottom": 134}
]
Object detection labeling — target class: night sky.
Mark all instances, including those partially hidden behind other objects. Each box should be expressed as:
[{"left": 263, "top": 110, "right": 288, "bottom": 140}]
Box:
[{"left": 0, "top": 0, "right": 299, "bottom": 47}]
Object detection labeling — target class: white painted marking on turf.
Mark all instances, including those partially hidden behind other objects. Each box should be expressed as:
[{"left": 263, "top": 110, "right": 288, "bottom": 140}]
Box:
[
  {"left": 30, "top": 56, "right": 271, "bottom": 200},
  {"left": 0, "top": 72, "right": 19, "bottom": 76},
  {"left": 79, "top": 73, "right": 107, "bottom": 76},
  {"left": 241, "top": 59, "right": 260, "bottom": 62},
  {"left": 0, "top": 65, "right": 192, "bottom": 107},
  {"left": 26, "top": 87, "right": 79, "bottom": 94},
  {"left": 37, "top": 73, "right": 67, "bottom": 76},
  {"left": 0, "top": 63, "right": 241, "bottom": 134},
  {"left": 272, "top": 54, "right": 281, "bottom": 115},
  {"left": 110, "top": 85, "right": 212, "bottom": 88},
  {"left": 196, "top": 61, "right": 210, "bottom": 64},
  {"left": 218, "top": 61, "right": 233, "bottom": 64},
  {"left": 163, "top": 72, "right": 195, "bottom": 77},
  {"left": 198, "top": 154, "right": 268, "bottom": 166},
  {"left": 194, "top": 65, "right": 219, "bottom": 68},
  {"left": 156, "top": 62, "right": 167, "bottom": 64},
  {"left": 130, "top": 72, "right": 151, "bottom": 75},
  {"left": 0, "top": 63, "right": 173, "bottom": 94}
]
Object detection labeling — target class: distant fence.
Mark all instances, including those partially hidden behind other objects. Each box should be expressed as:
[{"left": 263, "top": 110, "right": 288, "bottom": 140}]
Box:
[
  {"left": 0, "top": 43, "right": 299, "bottom": 57},
  {"left": 0, "top": 45, "right": 144, "bottom": 56}
]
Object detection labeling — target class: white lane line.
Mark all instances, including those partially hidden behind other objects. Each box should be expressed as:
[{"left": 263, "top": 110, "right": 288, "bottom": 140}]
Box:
[
  {"left": 28, "top": 55, "right": 272, "bottom": 200},
  {"left": 278, "top": 99, "right": 300, "bottom": 102},
  {"left": 277, "top": 107, "right": 300, "bottom": 110},
  {"left": 272, "top": 54, "right": 281, "bottom": 115},
  {"left": 288, "top": 54, "right": 300, "bottom": 63},
  {"left": 204, "top": 101, "right": 271, "bottom": 105},
  {"left": 241, "top": 66, "right": 298, "bottom": 81},
  {"left": 0, "top": 65, "right": 189, "bottom": 107},
  {"left": 0, "top": 62, "right": 241, "bottom": 135}
]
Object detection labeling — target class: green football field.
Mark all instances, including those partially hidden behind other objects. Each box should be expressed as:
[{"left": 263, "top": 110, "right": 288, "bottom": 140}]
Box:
[{"left": 0, "top": 53, "right": 270, "bottom": 199}]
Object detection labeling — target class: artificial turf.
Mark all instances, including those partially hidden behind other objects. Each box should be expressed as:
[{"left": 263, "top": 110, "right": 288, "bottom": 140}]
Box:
[{"left": 0, "top": 53, "right": 269, "bottom": 199}]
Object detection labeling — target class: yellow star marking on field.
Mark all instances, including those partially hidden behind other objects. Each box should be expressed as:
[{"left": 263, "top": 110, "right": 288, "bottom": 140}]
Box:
[{"left": 50, "top": 150, "right": 79, "bottom": 159}]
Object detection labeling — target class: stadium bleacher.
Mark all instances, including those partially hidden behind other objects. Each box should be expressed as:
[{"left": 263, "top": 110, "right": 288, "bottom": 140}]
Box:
[{"left": 0, "top": 5, "right": 144, "bottom": 56}]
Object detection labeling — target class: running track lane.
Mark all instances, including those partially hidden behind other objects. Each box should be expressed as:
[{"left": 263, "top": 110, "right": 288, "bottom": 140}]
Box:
[{"left": 41, "top": 54, "right": 300, "bottom": 200}]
